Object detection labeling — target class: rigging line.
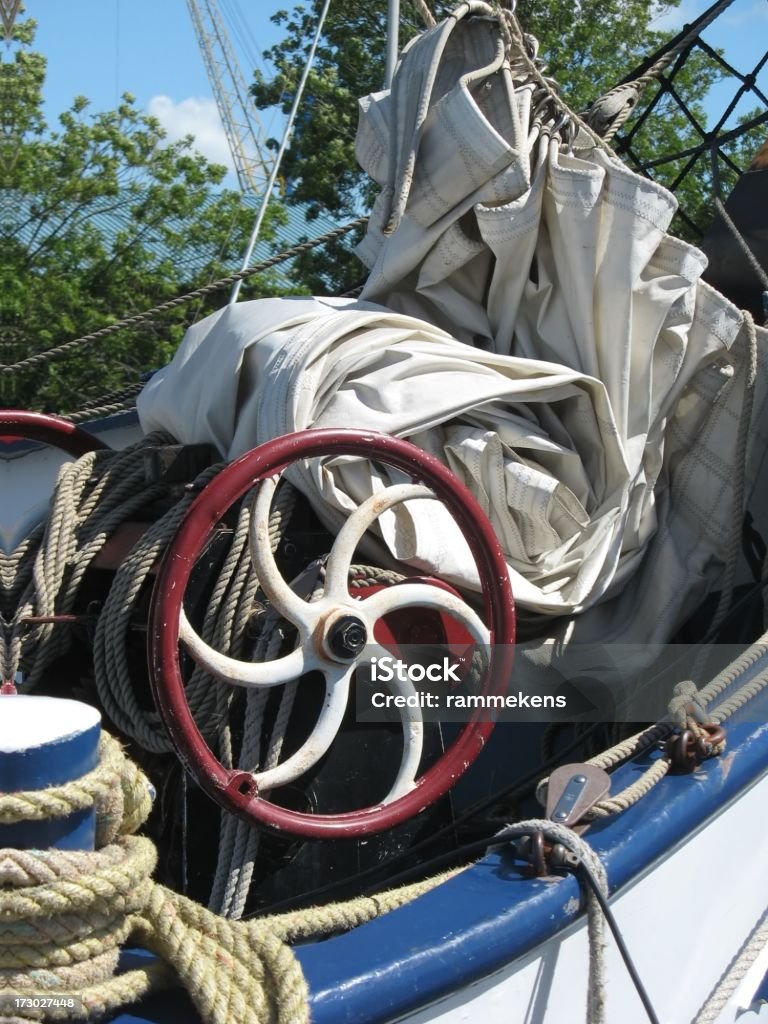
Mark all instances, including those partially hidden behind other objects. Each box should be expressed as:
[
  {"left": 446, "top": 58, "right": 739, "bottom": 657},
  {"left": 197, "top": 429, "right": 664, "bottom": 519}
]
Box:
[
  {"left": 0, "top": 216, "right": 366, "bottom": 376},
  {"left": 230, "top": 0, "right": 334, "bottom": 303},
  {"left": 618, "top": 43, "right": 698, "bottom": 150},
  {"left": 620, "top": 0, "right": 737, "bottom": 89},
  {"left": 575, "top": 857, "right": 662, "bottom": 1024},
  {"left": 715, "top": 196, "right": 768, "bottom": 294},
  {"left": 256, "top": 564, "right": 768, "bottom": 920},
  {"left": 640, "top": 108, "right": 768, "bottom": 170},
  {"left": 248, "top": 720, "right": 611, "bottom": 918},
  {"left": 187, "top": 192, "right": 254, "bottom": 328},
  {"left": 696, "top": 40, "right": 768, "bottom": 109},
  {"left": 710, "top": 141, "right": 764, "bottom": 267},
  {"left": 413, "top": 0, "right": 436, "bottom": 28}
]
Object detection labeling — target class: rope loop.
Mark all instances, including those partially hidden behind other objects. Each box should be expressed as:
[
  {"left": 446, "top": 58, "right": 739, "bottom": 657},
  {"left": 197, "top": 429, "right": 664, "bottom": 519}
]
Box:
[
  {"left": 0, "top": 732, "right": 457, "bottom": 1022},
  {"left": 667, "top": 679, "right": 707, "bottom": 728}
]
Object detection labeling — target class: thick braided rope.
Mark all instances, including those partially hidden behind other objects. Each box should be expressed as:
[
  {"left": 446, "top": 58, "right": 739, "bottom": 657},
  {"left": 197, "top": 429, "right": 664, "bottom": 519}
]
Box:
[
  {"left": 534, "top": 721, "right": 673, "bottom": 812},
  {"left": 708, "top": 662, "right": 768, "bottom": 725},
  {"left": 3, "top": 432, "right": 175, "bottom": 685},
  {"left": 0, "top": 735, "right": 150, "bottom": 844},
  {"left": 700, "top": 625, "right": 768, "bottom": 700},
  {"left": 413, "top": 0, "right": 436, "bottom": 28},
  {"left": 585, "top": 0, "right": 737, "bottom": 141},
  {"left": 1, "top": 733, "right": 457, "bottom": 1024},
  {"left": 692, "top": 905, "right": 768, "bottom": 1024},
  {"left": 501, "top": 821, "right": 608, "bottom": 1024}
]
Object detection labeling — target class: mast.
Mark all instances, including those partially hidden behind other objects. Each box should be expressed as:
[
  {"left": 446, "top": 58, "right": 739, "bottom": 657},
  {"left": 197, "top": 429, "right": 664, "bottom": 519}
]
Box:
[{"left": 385, "top": 0, "right": 400, "bottom": 89}]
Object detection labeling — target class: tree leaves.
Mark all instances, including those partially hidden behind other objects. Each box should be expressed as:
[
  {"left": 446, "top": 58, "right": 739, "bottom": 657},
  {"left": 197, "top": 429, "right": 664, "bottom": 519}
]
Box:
[
  {"left": 249, "top": 0, "right": 736, "bottom": 288},
  {"left": 1, "top": 20, "right": 285, "bottom": 412}
]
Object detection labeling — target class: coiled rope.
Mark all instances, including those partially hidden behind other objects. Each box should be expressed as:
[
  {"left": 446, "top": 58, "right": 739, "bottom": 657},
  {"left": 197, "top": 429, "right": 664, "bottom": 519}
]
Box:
[
  {"left": 1, "top": 436, "right": 296, "bottom": 761},
  {"left": 2, "top": 433, "right": 175, "bottom": 686},
  {"left": 0, "top": 733, "right": 457, "bottom": 1023}
]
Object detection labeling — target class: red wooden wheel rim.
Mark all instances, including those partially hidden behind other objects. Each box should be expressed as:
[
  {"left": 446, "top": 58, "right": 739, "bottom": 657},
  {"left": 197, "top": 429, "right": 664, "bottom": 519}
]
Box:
[
  {"left": 149, "top": 428, "right": 515, "bottom": 839},
  {"left": 0, "top": 411, "right": 108, "bottom": 457}
]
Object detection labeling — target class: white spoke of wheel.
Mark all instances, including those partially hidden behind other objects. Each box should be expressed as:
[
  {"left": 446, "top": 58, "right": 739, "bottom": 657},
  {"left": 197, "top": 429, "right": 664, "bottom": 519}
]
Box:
[
  {"left": 255, "top": 664, "right": 354, "bottom": 789},
  {"left": 381, "top": 668, "right": 424, "bottom": 804},
  {"left": 179, "top": 608, "right": 315, "bottom": 688},
  {"left": 324, "top": 483, "right": 435, "bottom": 598},
  {"left": 365, "top": 583, "right": 491, "bottom": 649},
  {"left": 250, "top": 476, "right": 316, "bottom": 626}
]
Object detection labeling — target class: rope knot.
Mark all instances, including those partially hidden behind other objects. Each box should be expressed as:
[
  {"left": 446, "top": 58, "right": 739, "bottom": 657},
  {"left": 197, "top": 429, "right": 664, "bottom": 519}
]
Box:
[{"left": 667, "top": 679, "right": 707, "bottom": 728}]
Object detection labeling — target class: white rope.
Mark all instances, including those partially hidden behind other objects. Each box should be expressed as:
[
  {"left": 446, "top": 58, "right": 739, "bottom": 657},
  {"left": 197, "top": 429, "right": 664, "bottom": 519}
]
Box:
[
  {"left": 4, "top": 434, "right": 173, "bottom": 687},
  {"left": 502, "top": 820, "right": 608, "bottom": 1024},
  {"left": 693, "top": 906, "right": 768, "bottom": 1024},
  {"left": 696, "top": 314, "right": 758, "bottom": 650},
  {"left": 230, "top": 0, "right": 334, "bottom": 303},
  {"left": 413, "top": 0, "right": 436, "bottom": 28}
]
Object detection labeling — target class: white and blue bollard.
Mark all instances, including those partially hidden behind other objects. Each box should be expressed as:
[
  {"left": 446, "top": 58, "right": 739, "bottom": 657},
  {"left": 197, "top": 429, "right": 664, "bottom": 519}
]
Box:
[
  {"left": 0, "top": 692, "right": 101, "bottom": 850},
  {"left": 0, "top": 691, "right": 198, "bottom": 1021}
]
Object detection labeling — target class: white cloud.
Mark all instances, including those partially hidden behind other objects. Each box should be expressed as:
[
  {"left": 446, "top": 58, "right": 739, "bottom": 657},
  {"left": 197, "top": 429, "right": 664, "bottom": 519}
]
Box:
[{"left": 148, "top": 94, "right": 235, "bottom": 173}]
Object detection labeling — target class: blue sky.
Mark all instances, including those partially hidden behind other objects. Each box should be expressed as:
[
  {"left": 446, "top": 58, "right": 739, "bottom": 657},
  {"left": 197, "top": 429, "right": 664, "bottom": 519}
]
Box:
[
  {"left": 652, "top": 0, "right": 768, "bottom": 134},
  {"left": 18, "top": 0, "right": 768, "bottom": 188},
  {"left": 29, "top": 0, "right": 290, "bottom": 188}
]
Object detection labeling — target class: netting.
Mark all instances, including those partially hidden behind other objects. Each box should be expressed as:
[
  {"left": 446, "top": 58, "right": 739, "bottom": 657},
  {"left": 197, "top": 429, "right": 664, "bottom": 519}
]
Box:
[{"left": 603, "top": 0, "right": 768, "bottom": 241}]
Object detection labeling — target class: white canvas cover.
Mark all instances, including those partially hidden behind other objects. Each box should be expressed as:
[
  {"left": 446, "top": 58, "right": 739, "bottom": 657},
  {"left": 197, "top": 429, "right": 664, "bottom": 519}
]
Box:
[{"left": 138, "top": 2, "right": 767, "bottom": 644}]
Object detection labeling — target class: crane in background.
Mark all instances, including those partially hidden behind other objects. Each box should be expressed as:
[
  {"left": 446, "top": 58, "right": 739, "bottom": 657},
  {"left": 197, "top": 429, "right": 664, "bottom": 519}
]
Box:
[
  {"left": 1, "top": 0, "right": 22, "bottom": 42},
  {"left": 185, "top": 0, "right": 275, "bottom": 194}
]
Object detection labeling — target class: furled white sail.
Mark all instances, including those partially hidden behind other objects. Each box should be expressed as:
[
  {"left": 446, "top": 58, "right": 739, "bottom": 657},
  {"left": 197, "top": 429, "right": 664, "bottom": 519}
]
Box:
[{"left": 138, "top": 2, "right": 767, "bottom": 643}]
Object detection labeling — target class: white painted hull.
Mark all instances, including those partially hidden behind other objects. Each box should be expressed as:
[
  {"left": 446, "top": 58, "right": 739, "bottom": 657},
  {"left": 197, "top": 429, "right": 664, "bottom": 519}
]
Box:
[{"left": 395, "top": 771, "right": 768, "bottom": 1024}]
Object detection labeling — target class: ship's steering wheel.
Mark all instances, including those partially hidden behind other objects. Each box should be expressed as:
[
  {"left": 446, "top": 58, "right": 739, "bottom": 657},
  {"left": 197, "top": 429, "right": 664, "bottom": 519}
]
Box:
[
  {"left": 0, "top": 411, "right": 108, "bottom": 456},
  {"left": 149, "top": 429, "right": 515, "bottom": 838}
]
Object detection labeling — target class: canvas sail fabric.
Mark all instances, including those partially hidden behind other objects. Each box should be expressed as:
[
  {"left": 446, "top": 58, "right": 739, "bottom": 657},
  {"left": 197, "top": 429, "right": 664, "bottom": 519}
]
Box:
[{"left": 138, "top": 2, "right": 764, "bottom": 643}]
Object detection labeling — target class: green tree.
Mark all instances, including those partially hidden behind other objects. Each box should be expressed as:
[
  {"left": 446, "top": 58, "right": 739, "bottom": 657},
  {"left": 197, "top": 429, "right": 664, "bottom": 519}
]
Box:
[
  {"left": 0, "top": 20, "right": 287, "bottom": 413},
  {"left": 251, "top": 1, "right": 760, "bottom": 290}
]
